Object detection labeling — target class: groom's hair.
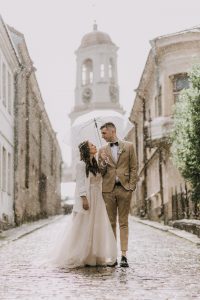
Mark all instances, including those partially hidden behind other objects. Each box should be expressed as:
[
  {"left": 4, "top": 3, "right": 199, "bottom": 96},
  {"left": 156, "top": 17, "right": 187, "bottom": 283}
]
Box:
[{"left": 100, "top": 122, "right": 116, "bottom": 130}]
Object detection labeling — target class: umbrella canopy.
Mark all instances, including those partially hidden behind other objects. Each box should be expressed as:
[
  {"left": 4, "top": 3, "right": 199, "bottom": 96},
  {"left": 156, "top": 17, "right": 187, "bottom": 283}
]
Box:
[
  {"left": 71, "top": 109, "right": 125, "bottom": 149},
  {"left": 66, "top": 109, "right": 129, "bottom": 180}
]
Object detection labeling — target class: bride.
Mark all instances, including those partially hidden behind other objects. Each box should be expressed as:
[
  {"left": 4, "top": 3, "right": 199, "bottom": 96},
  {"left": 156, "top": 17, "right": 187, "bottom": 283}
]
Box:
[{"left": 53, "top": 140, "right": 117, "bottom": 268}]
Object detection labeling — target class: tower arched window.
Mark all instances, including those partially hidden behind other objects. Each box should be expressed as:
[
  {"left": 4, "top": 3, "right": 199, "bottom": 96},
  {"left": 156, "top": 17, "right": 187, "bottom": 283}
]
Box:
[
  {"left": 82, "top": 64, "right": 86, "bottom": 85},
  {"left": 108, "top": 64, "right": 112, "bottom": 78},
  {"left": 89, "top": 70, "right": 93, "bottom": 84},
  {"left": 109, "top": 58, "right": 115, "bottom": 81},
  {"left": 100, "top": 64, "right": 105, "bottom": 78},
  {"left": 82, "top": 59, "right": 93, "bottom": 85}
]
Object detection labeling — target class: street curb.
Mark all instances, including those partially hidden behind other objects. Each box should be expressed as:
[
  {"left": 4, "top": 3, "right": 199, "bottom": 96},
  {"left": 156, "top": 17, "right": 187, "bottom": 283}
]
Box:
[
  {"left": 132, "top": 216, "right": 200, "bottom": 246},
  {"left": 0, "top": 215, "right": 64, "bottom": 248}
]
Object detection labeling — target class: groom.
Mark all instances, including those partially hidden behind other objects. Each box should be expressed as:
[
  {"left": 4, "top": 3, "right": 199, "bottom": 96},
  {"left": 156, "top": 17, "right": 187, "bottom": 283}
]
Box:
[{"left": 98, "top": 122, "right": 137, "bottom": 267}]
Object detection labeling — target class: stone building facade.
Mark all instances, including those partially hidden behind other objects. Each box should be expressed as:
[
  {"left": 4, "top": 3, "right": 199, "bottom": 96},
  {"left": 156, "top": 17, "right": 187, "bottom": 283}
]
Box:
[
  {"left": 128, "top": 28, "right": 200, "bottom": 223},
  {"left": 7, "top": 26, "right": 62, "bottom": 225},
  {"left": 0, "top": 17, "right": 62, "bottom": 229}
]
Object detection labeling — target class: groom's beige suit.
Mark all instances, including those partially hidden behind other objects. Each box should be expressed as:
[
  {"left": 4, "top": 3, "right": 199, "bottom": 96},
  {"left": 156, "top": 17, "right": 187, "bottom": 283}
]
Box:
[{"left": 98, "top": 140, "right": 137, "bottom": 252}]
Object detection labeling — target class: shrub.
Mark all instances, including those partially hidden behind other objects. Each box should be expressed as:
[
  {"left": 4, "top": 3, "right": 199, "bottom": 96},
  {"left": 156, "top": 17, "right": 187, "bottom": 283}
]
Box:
[{"left": 172, "top": 65, "right": 200, "bottom": 202}]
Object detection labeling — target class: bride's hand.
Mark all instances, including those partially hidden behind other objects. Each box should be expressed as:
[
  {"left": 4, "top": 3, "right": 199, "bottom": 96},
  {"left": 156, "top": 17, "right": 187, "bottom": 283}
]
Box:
[
  {"left": 100, "top": 150, "right": 109, "bottom": 164},
  {"left": 82, "top": 197, "right": 89, "bottom": 210}
]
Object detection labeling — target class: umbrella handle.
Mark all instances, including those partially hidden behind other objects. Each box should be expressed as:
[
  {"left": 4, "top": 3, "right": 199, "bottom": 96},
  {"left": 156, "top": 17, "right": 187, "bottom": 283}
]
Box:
[{"left": 94, "top": 118, "right": 102, "bottom": 147}]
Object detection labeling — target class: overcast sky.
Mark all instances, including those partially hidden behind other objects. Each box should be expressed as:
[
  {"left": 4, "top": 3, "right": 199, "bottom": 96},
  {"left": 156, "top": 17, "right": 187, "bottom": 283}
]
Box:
[{"left": 1, "top": 0, "right": 200, "bottom": 164}]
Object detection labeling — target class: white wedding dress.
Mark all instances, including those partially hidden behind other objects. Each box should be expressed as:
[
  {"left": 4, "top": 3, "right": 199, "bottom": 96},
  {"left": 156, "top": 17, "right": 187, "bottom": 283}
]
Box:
[{"left": 53, "top": 162, "right": 117, "bottom": 268}]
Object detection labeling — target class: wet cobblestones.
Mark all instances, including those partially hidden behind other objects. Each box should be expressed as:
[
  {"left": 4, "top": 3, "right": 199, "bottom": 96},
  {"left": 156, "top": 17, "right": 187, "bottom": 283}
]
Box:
[{"left": 0, "top": 216, "right": 200, "bottom": 300}]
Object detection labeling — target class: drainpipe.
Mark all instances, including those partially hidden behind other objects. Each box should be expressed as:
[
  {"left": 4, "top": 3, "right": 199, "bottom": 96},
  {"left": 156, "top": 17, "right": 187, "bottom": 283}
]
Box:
[
  {"left": 13, "top": 66, "right": 23, "bottom": 226},
  {"left": 38, "top": 110, "right": 44, "bottom": 208},
  {"left": 133, "top": 121, "right": 139, "bottom": 159},
  {"left": 24, "top": 66, "right": 36, "bottom": 189},
  {"left": 143, "top": 96, "right": 148, "bottom": 215},
  {"left": 159, "top": 149, "right": 164, "bottom": 216},
  {"left": 25, "top": 72, "right": 30, "bottom": 189},
  {"left": 150, "top": 39, "right": 164, "bottom": 218},
  {"left": 135, "top": 91, "right": 148, "bottom": 216}
]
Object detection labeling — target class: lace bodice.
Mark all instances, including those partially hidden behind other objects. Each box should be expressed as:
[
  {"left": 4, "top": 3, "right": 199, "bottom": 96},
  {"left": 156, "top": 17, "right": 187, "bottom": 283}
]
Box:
[{"left": 90, "top": 172, "right": 102, "bottom": 185}]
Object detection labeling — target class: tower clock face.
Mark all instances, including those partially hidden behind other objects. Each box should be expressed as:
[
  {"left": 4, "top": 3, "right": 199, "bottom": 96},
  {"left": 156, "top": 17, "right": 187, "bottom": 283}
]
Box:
[{"left": 82, "top": 88, "right": 92, "bottom": 103}]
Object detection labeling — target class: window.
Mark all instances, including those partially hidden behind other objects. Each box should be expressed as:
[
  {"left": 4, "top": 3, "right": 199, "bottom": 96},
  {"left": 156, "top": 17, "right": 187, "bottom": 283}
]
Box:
[
  {"left": 172, "top": 73, "right": 189, "bottom": 102},
  {"left": 109, "top": 58, "right": 114, "bottom": 81},
  {"left": 89, "top": 71, "right": 93, "bottom": 84},
  {"left": 82, "top": 64, "right": 86, "bottom": 85},
  {"left": 100, "top": 64, "right": 105, "bottom": 78},
  {"left": 7, "top": 72, "right": 12, "bottom": 114},
  {"left": 109, "top": 64, "right": 112, "bottom": 78},
  {"left": 2, "top": 147, "right": 6, "bottom": 192},
  {"left": 82, "top": 59, "right": 93, "bottom": 85},
  {"left": 0, "top": 146, "right": 1, "bottom": 190},
  {"left": 2, "top": 62, "right": 6, "bottom": 107},
  {"left": 7, "top": 152, "right": 11, "bottom": 195},
  {"left": 0, "top": 59, "right": 13, "bottom": 113},
  {"left": 0, "top": 55, "right": 1, "bottom": 100}
]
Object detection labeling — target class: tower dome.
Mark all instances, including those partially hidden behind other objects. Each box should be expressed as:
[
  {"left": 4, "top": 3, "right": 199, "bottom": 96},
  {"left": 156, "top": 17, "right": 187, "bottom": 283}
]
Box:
[{"left": 79, "top": 24, "right": 115, "bottom": 49}]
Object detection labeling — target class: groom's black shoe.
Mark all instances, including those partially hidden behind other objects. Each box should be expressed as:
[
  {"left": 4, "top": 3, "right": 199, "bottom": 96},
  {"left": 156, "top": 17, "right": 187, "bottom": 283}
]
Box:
[
  {"left": 120, "top": 256, "right": 129, "bottom": 268},
  {"left": 107, "top": 260, "right": 118, "bottom": 267}
]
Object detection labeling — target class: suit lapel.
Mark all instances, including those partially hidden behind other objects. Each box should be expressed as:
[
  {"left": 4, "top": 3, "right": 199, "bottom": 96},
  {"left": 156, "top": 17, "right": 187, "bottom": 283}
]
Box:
[
  {"left": 116, "top": 140, "right": 125, "bottom": 164},
  {"left": 104, "top": 140, "right": 125, "bottom": 165},
  {"left": 105, "top": 144, "right": 116, "bottom": 165}
]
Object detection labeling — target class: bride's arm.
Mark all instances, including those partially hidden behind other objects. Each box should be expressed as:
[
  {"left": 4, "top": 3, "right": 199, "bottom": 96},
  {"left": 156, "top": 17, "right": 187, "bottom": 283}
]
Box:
[{"left": 76, "top": 161, "right": 89, "bottom": 210}]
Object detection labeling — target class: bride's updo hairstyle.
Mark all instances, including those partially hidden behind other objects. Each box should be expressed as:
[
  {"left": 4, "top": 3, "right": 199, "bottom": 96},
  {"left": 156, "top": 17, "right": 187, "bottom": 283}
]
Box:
[{"left": 78, "top": 140, "right": 100, "bottom": 177}]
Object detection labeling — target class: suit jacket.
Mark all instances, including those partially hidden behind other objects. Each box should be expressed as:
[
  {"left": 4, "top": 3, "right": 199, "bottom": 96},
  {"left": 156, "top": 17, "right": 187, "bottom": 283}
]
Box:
[{"left": 98, "top": 140, "right": 138, "bottom": 193}]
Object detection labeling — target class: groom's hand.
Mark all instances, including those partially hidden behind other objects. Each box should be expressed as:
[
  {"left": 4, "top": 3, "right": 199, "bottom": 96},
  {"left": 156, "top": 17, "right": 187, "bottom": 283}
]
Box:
[{"left": 81, "top": 197, "right": 89, "bottom": 210}]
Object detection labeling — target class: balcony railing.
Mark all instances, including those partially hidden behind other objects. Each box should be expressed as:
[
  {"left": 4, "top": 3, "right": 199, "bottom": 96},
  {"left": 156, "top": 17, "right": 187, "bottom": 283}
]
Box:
[{"left": 145, "top": 116, "right": 173, "bottom": 147}]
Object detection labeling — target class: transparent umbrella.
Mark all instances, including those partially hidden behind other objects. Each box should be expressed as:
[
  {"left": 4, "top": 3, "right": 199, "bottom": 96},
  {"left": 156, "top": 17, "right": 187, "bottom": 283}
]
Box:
[
  {"left": 68, "top": 110, "right": 129, "bottom": 180},
  {"left": 71, "top": 110, "right": 125, "bottom": 150},
  {"left": 78, "top": 117, "right": 103, "bottom": 147}
]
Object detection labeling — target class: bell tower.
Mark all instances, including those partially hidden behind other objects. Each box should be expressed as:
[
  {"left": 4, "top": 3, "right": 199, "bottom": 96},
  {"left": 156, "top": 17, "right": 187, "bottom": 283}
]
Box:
[{"left": 69, "top": 23, "right": 124, "bottom": 124}]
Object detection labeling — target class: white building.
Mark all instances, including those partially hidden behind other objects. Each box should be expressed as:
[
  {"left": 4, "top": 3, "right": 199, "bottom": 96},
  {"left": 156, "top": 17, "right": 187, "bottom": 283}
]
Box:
[
  {"left": 0, "top": 16, "right": 19, "bottom": 228},
  {"left": 128, "top": 27, "right": 200, "bottom": 222},
  {"left": 63, "top": 24, "right": 126, "bottom": 181}
]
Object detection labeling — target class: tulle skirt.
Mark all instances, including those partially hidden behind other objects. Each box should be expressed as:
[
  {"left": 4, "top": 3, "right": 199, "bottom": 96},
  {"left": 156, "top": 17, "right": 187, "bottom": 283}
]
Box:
[{"left": 52, "top": 184, "right": 117, "bottom": 268}]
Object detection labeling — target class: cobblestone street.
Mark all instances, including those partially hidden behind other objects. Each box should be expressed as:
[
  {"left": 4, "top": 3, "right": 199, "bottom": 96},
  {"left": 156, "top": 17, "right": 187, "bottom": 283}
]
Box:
[{"left": 0, "top": 216, "right": 200, "bottom": 300}]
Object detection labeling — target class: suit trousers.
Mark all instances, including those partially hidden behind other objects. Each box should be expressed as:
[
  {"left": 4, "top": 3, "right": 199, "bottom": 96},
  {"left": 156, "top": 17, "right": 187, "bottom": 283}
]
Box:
[{"left": 103, "top": 185, "right": 132, "bottom": 252}]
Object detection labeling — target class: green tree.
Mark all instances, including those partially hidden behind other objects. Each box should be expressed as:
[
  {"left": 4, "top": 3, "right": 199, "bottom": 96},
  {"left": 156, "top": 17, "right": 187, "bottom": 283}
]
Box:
[{"left": 171, "top": 65, "right": 200, "bottom": 203}]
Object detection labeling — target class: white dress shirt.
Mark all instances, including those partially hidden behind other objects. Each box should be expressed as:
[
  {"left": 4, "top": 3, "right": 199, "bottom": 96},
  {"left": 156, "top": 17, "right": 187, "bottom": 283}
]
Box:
[
  {"left": 110, "top": 143, "right": 119, "bottom": 163},
  {"left": 110, "top": 142, "right": 120, "bottom": 183}
]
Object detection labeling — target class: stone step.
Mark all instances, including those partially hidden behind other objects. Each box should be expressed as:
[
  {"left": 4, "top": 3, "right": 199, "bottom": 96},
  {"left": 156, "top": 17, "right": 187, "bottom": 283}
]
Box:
[{"left": 172, "top": 219, "right": 200, "bottom": 238}]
